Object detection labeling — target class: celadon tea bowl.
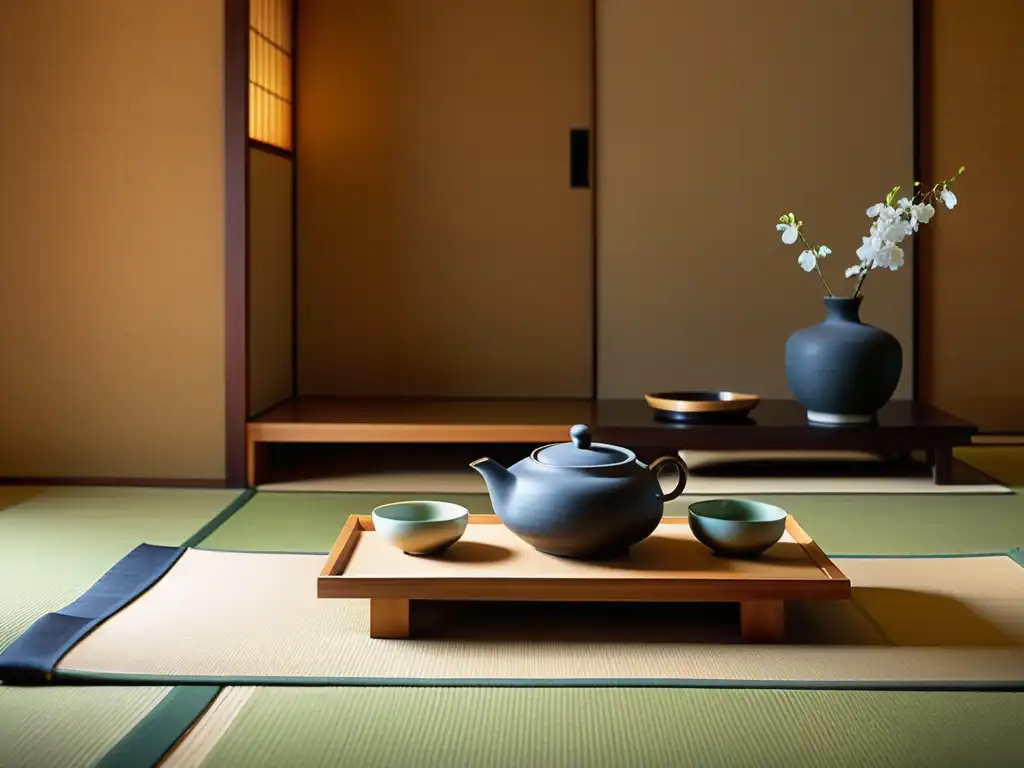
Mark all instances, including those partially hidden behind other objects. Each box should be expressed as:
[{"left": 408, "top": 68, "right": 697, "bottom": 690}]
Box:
[
  {"left": 687, "top": 499, "right": 787, "bottom": 557},
  {"left": 371, "top": 500, "right": 469, "bottom": 556}
]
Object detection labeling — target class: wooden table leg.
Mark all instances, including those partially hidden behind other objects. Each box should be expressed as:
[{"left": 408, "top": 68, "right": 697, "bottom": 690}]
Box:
[
  {"left": 246, "top": 439, "right": 269, "bottom": 487},
  {"left": 740, "top": 600, "right": 785, "bottom": 642},
  {"left": 931, "top": 445, "right": 955, "bottom": 485},
  {"left": 370, "top": 598, "right": 411, "bottom": 639}
]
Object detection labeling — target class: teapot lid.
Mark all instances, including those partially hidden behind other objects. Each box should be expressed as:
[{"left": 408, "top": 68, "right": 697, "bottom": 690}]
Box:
[{"left": 534, "top": 425, "right": 633, "bottom": 467}]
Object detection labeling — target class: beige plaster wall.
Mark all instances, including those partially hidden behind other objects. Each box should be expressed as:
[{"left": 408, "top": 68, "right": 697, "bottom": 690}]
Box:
[{"left": 0, "top": 0, "right": 226, "bottom": 479}]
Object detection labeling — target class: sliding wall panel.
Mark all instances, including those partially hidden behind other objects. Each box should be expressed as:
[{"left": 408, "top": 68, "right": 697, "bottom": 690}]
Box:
[
  {"left": 297, "top": 0, "right": 594, "bottom": 397},
  {"left": 596, "top": 0, "right": 914, "bottom": 399},
  {"left": 918, "top": 0, "right": 1024, "bottom": 431},
  {"left": 248, "top": 147, "right": 294, "bottom": 416}
]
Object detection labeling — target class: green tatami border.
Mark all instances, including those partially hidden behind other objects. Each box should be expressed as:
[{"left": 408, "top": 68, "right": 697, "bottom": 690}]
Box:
[
  {"left": 181, "top": 488, "right": 257, "bottom": 548},
  {"left": 50, "top": 670, "right": 1024, "bottom": 693},
  {"left": 195, "top": 546, "right": 1024, "bottom": 561},
  {"left": 193, "top": 544, "right": 1024, "bottom": 561},
  {"left": 836, "top": 549, "right": 1023, "bottom": 561},
  {"left": 95, "top": 685, "right": 222, "bottom": 768}
]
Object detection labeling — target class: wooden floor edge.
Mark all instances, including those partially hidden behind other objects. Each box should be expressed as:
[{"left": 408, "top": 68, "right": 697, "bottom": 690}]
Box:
[
  {"left": 247, "top": 423, "right": 574, "bottom": 443},
  {"left": 971, "top": 435, "right": 1024, "bottom": 445}
]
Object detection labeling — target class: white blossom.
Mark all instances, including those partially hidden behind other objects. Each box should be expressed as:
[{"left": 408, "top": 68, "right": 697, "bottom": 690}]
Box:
[
  {"left": 776, "top": 223, "right": 799, "bottom": 245},
  {"left": 875, "top": 206, "right": 911, "bottom": 244},
  {"left": 797, "top": 245, "right": 830, "bottom": 272},
  {"left": 908, "top": 202, "right": 935, "bottom": 232},
  {"left": 851, "top": 204, "right": 912, "bottom": 277},
  {"left": 914, "top": 203, "right": 936, "bottom": 224},
  {"left": 875, "top": 244, "right": 905, "bottom": 271},
  {"left": 855, "top": 236, "right": 877, "bottom": 264},
  {"left": 940, "top": 188, "right": 958, "bottom": 209}
]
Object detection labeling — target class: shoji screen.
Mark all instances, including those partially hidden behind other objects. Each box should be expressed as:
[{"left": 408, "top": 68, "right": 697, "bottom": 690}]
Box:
[{"left": 249, "top": 0, "right": 293, "bottom": 150}]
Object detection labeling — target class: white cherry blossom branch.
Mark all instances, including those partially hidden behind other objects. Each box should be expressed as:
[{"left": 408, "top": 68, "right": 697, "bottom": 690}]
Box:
[
  {"left": 775, "top": 166, "right": 965, "bottom": 300},
  {"left": 776, "top": 213, "right": 834, "bottom": 296},
  {"left": 850, "top": 166, "right": 965, "bottom": 298}
]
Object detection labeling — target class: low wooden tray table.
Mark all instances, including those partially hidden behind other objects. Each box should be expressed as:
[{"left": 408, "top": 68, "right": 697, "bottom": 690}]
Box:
[{"left": 318, "top": 515, "right": 851, "bottom": 643}]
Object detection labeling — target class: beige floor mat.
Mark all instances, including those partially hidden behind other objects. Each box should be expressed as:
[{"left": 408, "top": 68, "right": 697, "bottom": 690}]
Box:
[{"left": 56, "top": 549, "right": 1024, "bottom": 685}]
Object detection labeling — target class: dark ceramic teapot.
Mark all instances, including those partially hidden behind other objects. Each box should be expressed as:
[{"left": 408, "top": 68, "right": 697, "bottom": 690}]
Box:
[{"left": 470, "top": 424, "right": 688, "bottom": 559}]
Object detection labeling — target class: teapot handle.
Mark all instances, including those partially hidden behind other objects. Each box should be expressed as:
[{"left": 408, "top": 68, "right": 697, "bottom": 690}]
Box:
[{"left": 647, "top": 455, "right": 689, "bottom": 502}]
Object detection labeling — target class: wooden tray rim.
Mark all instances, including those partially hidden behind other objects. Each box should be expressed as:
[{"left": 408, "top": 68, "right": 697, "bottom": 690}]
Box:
[{"left": 317, "top": 515, "right": 850, "bottom": 602}]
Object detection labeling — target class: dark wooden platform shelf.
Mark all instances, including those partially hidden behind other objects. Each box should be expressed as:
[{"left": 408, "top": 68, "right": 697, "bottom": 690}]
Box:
[{"left": 247, "top": 396, "right": 978, "bottom": 486}]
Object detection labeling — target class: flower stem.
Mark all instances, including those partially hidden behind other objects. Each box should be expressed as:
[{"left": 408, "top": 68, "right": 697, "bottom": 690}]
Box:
[
  {"left": 913, "top": 173, "right": 959, "bottom": 206},
  {"left": 796, "top": 231, "right": 834, "bottom": 296},
  {"left": 851, "top": 267, "right": 869, "bottom": 298}
]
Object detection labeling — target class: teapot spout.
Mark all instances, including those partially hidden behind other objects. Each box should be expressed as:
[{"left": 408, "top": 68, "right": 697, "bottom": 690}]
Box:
[{"left": 470, "top": 457, "right": 514, "bottom": 515}]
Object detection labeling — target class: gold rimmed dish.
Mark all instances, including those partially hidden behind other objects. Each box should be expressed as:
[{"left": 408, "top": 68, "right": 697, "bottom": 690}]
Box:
[{"left": 645, "top": 391, "right": 760, "bottom": 424}]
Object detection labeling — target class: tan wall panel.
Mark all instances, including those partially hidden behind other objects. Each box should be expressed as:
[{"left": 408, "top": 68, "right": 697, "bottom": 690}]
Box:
[
  {"left": 296, "top": 0, "right": 594, "bottom": 398},
  {"left": 597, "top": 0, "right": 914, "bottom": 399},
  {"left": 248, "top": 148, "right": 294, "bottom": 416},
  {"left": 919, "top": 0, "right": 1024, "bottom": 432},
  {"left": 0, "top": 0, "right": 225, "bottom": 479}
]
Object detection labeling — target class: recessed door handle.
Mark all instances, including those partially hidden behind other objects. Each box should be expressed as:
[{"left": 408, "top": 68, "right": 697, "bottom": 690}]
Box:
[{"left": 570, "top": 128, "right": 590, "bottom": 189}]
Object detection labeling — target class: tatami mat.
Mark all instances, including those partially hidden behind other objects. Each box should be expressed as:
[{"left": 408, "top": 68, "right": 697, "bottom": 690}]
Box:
[
  {"left": 173, "top": 687, "right": 1024, "bottom": 768},
  {"left": 2, "top": 460, "right": 1023, "bottom": 766},
  {"left": 198, "top": 490, "right": 1024, "bottom": 556},
  {"left": 198, "top": 491, "right": 492, "bottom": 553},
  {"left": 0, "top": 686, "right": 172, "bottom": 768},
  {"left": 258, "top": 445, "right": 1013, "bottom": 494},
  {"left": 54, "top": 549, "right": 1024, "bottom": 686},
  {"left": 0, "top": 486, "right": 241, "bottom": 652}
]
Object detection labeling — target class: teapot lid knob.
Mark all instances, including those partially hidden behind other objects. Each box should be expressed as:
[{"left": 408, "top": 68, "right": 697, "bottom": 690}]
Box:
[
  {"left": 569, "top": 424, "right": 592, "bottom": 449},
  {"left": 535, "top": 423, "right": 628, "bottom": 466}
]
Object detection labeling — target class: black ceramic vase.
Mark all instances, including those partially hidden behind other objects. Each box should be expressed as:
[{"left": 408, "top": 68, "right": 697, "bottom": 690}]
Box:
[{"left": 784, "top": 296, "right": 902, "bottom": 425}]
